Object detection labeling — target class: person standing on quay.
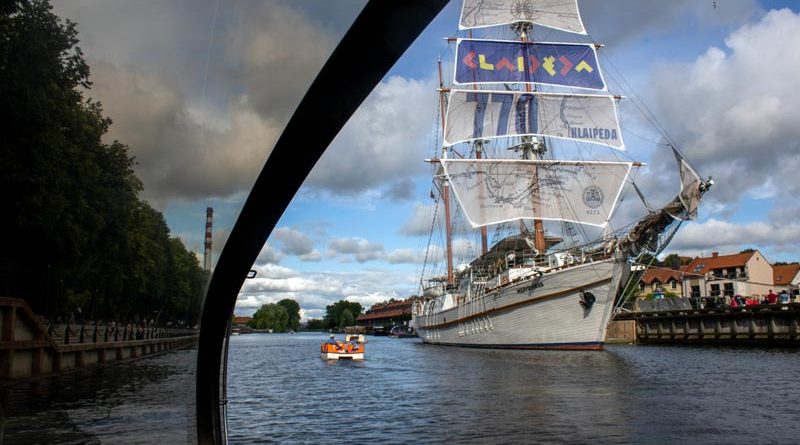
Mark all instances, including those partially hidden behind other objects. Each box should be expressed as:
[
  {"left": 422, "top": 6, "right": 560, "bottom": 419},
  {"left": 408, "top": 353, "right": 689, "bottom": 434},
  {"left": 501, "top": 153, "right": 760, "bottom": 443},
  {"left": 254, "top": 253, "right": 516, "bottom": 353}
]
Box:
[{"left": 767, "top": 290, "right": 778, "bottom": 304}]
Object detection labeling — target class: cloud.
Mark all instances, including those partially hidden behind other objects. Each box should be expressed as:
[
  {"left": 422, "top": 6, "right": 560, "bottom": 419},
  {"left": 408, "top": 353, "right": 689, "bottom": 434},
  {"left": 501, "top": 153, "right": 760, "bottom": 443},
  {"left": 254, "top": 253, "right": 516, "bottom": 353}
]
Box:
[
  {"left": 382, "top": 178, "right": 417, "bottom": 202},
  {"left": 647, "top": 9, "right": 800, "bottom": 206},
  {"left": 327, "top": 237, "right": 385, "bottom": 263},
  {"left": 578, "top": 0, "right": 760, "bottom": 46},
  {"left": 228, "top": 2, "right": 338, "bottom": 123},
  {"left": 255, "top": 243, "right": 283, "bottom": 266},
  {"left": 299, "top": 250, "right": 322, "bottom": 262},
  {"left": 270, "top": 227, "right": 314, "bottom": 256},
  {"left": 236, "top": 264, "right": 417, "bottom": 319},
  {"left": 669, "top": 218, "right": 800, "bottom": 257},
  {"left": 306, "top": 75, "right": 437, "bottom": 195},
  {"left": 400, "top": 203, "right": 439, "bottom": 236},
  {"left": 53, "top": 1, "right": 354, "bottom": 203},
  {"left": 386, "top": 248, "right": 420, "bottom": 264}
]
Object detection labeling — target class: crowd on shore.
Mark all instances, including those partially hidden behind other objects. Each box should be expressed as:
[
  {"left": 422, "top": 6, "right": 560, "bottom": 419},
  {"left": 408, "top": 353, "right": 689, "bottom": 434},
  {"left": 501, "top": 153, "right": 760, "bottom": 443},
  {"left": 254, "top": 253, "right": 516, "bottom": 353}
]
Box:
[{"left": 701, "top": 289, "right": 797, "bottom": 309}]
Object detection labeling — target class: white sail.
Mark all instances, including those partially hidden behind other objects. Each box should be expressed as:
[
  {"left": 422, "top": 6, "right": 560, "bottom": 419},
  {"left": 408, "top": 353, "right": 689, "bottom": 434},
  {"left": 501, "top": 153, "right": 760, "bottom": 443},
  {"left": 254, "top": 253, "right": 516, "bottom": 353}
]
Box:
[
  {"left": 444, "top": 89, "right": 624, "bottom": 150},
  {"left": 670, "top": 148, "right": 703, "bottom": 221},
  {"left": 440, "top": 159, "right": 633, "bottom": 228},
  {"left": 459, "top": 0, "right": 586, "bottom": 34}
]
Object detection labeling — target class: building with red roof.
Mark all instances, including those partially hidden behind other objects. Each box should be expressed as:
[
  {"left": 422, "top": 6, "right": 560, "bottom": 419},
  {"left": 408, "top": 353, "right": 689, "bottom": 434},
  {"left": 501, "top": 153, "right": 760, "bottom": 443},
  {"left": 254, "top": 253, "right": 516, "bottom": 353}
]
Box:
[
  {"left": 636, "top": 266, "right": 686, "bottom": 298},
  {"left": 356, "top": 298, "right": 415, "bottom": 330},
  {"left": 773, "top": 264, "right": 800, "bottom": 292},
  {"left": 233, "top": 316, "right": 252, "bottom": 326},
  {"left": 681, "top": 250, "right": 773, "bottom": 299}
]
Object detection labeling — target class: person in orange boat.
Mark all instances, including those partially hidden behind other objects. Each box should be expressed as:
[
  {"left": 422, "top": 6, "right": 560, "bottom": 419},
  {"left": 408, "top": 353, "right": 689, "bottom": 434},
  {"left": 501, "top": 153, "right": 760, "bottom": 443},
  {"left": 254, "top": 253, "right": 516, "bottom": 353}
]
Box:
[
  {"left": 325, "top": 334, "right": 342, "bottom": 352},
  {"left": 347, "top": 336, "right": 360, "bottom": 353}
]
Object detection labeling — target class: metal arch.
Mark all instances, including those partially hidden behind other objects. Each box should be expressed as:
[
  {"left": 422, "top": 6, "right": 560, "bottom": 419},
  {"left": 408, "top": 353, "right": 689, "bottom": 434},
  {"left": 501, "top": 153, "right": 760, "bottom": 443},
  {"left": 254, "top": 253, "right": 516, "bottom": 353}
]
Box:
[{"left": 194, "top": 1, "right": 450, "bottom": 443}]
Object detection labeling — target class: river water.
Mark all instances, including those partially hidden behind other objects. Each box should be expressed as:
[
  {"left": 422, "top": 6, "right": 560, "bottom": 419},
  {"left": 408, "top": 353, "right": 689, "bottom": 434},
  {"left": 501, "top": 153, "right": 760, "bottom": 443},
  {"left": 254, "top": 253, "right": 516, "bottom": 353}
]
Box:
[
  {"left": 2, "top": 334, "right": 800, "bottom": 444},
  {"left": 227, "top": 334, "right": 800, "bottom": 444}
]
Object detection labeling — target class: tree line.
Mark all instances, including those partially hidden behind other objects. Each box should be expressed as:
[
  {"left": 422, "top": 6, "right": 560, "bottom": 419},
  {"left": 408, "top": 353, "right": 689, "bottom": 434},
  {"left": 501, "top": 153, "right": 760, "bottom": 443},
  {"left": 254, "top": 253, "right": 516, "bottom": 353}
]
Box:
[
  {"left": 247, "top": 299, "right": 300, "bottom": 332},
  {"left": 247, "top": 299, "right": 364, "bottom": 332},
  {"left": 306, "top": 300, "right": 363, "bottom": 331},
  {"left": 0, "top": 0, "right": 207, "bottom": 325}
]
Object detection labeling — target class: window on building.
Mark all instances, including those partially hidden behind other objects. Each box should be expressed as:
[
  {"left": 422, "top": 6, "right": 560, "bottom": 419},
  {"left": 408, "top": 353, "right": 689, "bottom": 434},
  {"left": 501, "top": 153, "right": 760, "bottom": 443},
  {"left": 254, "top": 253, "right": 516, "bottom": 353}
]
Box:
[
  {"left": 710, "top": 284, "right": 720, "bottom": 297},
  {"left": 671, "top": 280, "right": 677, "bottom": 289},
  {"left": 640, "top": 283, "right": 645, "bottom": 292},
  {"left": 724, "top": 282, "right": 734, "bottom": 296},
  {"left": 691, "top": 285, "right": 700, "bottom": 298}
]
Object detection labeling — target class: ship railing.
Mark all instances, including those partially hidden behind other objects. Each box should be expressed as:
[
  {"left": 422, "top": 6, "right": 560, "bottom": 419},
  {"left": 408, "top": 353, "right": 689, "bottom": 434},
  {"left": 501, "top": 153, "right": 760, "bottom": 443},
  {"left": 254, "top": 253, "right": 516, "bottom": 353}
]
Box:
[{"left": 477, "top": 248, "right": 614, "bottom": 294}]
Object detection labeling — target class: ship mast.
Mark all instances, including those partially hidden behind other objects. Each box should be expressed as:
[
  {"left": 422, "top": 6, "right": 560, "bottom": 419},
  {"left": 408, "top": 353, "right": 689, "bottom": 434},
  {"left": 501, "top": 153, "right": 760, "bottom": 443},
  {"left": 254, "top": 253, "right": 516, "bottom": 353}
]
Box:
[
  {"left": 515, "top": 22, "right": 547, "bottom": 254},
  {"left": 437, "top": 58, "right": 454, "bottom": 285},
  {"left": 467, "top": 29, "right": 490, "bottom": 256}
]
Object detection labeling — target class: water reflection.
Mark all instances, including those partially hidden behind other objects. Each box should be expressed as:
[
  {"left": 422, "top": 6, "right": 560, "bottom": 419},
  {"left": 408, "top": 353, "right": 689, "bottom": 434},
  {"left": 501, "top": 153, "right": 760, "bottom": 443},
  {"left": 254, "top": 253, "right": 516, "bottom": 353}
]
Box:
[{"left": 1, "top": 346, "right": 196, "bottom": 444}]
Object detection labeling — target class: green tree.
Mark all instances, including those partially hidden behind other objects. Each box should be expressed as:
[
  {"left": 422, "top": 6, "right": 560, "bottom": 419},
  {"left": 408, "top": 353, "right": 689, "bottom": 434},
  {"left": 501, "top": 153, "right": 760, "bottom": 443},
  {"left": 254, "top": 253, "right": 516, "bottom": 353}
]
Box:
[
  {"left": 305, "top": 319, "right": 324, "bottom": 330},
  {"left": 339, "top": 309, "right": 355, "bottom": 328},
  {"left": 0, "top": 0, "right": 207, "bottom": 325},
  {"left": 645, "top": 291, "right": 678, "bottom": 300},
  {"left": 323, "top": 300, "right": 362, "bottom": 330},
  {"left": 637, "top": 252, "right": 657, "bottom": 267},
  {"left": 277, "top": 299, "right": 301, "bottom": 331},
  {"left": 662, "top": 253, "right": 689, "bottom": 269},
  {"left": 248, "top": 304, "right": 289, "bottom": 332}
]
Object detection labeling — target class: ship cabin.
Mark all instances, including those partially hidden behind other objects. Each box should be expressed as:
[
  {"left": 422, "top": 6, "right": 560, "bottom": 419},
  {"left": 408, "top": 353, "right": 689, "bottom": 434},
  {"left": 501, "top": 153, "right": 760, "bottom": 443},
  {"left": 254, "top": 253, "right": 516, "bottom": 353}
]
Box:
[
  {"left": 459, "top": 234, "right": 610, "bottom": 296},
  {"left": 417, "top": 233, "right": 616, "bottom": 313}
]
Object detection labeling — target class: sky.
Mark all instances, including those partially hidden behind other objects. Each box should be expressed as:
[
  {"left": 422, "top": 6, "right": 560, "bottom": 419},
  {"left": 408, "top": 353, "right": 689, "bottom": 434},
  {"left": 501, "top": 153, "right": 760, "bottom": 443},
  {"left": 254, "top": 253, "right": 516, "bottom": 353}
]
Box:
[{"left": 52, "top": 0, "right": 800, "bottom": 320}]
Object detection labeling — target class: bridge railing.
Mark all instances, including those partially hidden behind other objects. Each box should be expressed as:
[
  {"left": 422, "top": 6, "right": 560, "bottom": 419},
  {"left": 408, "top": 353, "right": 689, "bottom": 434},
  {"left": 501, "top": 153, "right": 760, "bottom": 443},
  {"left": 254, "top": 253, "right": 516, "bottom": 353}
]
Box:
[{"left": 46, "top": 323, "right": 197, "bottom": 345}]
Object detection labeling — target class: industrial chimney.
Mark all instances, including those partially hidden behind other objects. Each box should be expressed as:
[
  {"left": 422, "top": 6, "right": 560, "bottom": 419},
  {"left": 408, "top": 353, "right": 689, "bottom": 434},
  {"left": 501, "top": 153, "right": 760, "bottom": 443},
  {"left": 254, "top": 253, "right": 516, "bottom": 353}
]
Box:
[{"left": 204, "top": 207, "right": 213, "bottom": 271}]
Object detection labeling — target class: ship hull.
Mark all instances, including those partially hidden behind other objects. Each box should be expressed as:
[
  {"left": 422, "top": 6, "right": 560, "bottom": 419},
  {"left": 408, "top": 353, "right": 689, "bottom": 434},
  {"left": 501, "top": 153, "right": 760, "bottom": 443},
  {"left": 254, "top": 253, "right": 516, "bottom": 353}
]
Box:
[{"left": 413, "top": 259, "right": 628, "bottom": 350}]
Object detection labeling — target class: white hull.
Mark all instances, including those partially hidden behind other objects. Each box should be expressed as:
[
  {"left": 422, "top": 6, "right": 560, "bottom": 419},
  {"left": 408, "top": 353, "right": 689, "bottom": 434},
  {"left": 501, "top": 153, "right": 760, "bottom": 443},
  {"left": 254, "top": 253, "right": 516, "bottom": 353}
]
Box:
[
  {"left": 413, "top": 259, "right": 628, "bottom": 350},
  {"left": 320, "top": 352, "right": 364, "bottom": 360}
]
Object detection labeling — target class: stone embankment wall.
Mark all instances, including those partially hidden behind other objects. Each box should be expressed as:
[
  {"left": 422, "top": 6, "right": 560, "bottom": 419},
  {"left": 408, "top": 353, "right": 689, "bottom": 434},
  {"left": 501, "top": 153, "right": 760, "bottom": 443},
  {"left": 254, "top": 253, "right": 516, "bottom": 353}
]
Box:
[{"left": 0, "top": 297, "right": 197, "bottom": 379}]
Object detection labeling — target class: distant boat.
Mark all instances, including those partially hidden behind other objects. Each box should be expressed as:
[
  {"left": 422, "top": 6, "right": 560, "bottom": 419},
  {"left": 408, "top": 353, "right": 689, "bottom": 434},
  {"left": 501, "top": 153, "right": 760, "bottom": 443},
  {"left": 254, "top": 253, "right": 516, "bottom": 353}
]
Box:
[
  {"left": 320, "top": 335, "right": 364, "bottom": 360},
  {"left": 371, "top": 326, "right": 389, "bottom": 336},
  {"left": 231, "top": 328, "right": 240, "bottom": 336},
  {"left": 288, "top": 329, "right": 295, "bottom": 334},
  {"left": 388, "top": 325, "right": 417, "bottom": 338}
]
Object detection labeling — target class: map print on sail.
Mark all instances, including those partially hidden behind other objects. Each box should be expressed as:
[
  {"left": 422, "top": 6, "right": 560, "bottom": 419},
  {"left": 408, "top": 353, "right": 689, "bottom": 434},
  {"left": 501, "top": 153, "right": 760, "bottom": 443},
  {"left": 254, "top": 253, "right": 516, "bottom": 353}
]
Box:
[
  {"left": 455, "top": 39, "right": 605, "bottom": 90},
  {"left": 444, "top": 90, "right": 625, "bottom": 150},
  {"left": 440, "top": 159, "right": 632, "bottom": 228},
  {"left": 459, "top": 0, "right": 586, "bottom": 33}
]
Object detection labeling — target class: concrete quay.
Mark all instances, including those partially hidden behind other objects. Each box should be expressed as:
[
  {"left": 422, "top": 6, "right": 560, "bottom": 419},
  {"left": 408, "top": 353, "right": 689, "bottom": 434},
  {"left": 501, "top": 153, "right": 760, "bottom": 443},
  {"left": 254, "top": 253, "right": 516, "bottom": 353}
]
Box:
[
  {"left": 609, "top": 301, "right": 800, "bottom": 345},
  {"left": 0, "top": 297, "right": 198, "bottom": 380}
]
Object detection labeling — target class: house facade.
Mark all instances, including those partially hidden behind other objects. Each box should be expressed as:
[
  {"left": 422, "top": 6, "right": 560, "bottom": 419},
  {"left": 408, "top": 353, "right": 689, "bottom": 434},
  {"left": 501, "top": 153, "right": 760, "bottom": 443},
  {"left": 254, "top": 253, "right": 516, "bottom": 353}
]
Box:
[
  {"left": 682, "top": 251, "right": 773, "bottom": 299},
  {"left": 636, "top": 267, "right": 686, "bottom": 299},
  {"left": 773, "top": 264, "right": 800, "bottom": 294}
]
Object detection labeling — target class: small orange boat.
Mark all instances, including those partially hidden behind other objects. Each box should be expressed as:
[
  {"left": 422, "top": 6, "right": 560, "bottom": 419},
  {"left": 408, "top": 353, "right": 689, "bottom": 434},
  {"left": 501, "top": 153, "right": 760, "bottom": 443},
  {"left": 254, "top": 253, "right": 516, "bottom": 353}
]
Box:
[{"left": 320, "top": 335, "right": 365, "bottom": 360}]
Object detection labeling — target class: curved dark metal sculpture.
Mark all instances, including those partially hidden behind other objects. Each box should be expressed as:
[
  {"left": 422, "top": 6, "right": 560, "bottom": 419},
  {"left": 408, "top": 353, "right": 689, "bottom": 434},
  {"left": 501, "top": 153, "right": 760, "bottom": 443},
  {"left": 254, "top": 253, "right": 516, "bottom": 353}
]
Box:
[{"left": 195, "top": 2, "right": 449, "bottom": 443}]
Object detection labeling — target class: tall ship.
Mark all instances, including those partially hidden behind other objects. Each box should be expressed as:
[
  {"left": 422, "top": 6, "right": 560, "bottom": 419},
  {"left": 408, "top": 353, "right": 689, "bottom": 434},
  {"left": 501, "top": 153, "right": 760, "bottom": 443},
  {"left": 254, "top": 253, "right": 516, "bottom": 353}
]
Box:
[{"left": 412, "top": 0, "right": 712, "bottom": 350}]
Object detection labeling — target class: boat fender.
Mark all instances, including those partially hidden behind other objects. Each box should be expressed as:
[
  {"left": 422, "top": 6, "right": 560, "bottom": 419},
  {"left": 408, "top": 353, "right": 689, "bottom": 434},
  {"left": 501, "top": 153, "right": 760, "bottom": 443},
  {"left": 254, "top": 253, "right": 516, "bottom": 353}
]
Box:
[{"left": 579, "top": 291, "right": 596, "bottom": 309}]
